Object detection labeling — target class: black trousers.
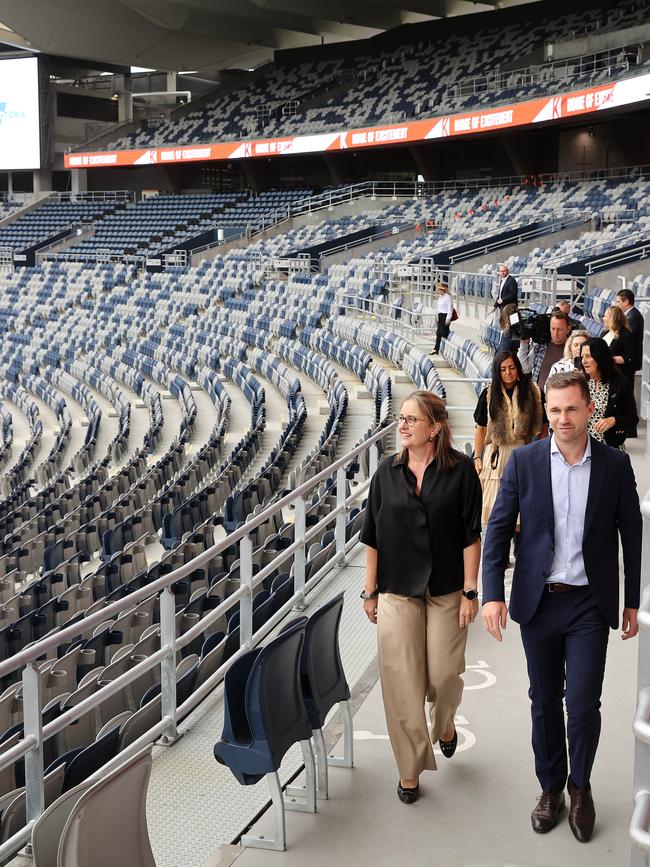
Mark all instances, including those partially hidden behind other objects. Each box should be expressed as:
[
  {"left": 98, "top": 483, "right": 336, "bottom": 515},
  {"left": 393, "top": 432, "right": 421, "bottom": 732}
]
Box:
[
  {"left": 519, "top": 587, "right": 609, "bottom": 792},
  {"left": 434, "top": 313, "right": 450, "bottom": 351}
]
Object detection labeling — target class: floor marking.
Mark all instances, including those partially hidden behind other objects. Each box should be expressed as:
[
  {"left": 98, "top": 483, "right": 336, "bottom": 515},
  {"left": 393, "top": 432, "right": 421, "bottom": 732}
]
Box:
[
  {"left": 463, "top": 659, "right": 497, "bottom": 690},
  {"left": 354, "top": 714, "right": 477, "bottom": 753}
]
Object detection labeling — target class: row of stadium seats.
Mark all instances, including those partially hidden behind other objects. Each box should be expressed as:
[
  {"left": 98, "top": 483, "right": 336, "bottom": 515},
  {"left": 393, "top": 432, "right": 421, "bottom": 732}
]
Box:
[{"left": 102, "top": 0, "right": 647, "bottom": 150}]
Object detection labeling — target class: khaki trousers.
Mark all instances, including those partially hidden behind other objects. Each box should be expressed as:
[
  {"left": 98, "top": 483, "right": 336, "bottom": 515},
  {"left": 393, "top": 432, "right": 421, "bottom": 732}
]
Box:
[{"left": 377, "top": 590, "right": 467, "bottom": 780}]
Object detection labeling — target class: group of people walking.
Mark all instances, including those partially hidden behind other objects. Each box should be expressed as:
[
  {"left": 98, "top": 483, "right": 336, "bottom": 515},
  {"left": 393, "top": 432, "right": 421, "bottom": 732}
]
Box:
[{"left": 359, "top": 269, "right": 644, "bottom": 846}]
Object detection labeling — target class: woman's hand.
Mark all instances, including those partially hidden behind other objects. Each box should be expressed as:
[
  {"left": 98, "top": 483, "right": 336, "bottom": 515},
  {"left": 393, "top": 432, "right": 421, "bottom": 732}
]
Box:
[
  {"left": 363, "top": 597, "right": 378, "bottom": 625},
  {"left": 593, "top": 416, "right": 616, "bottom": 434},
  {"left": 474, "top": 457, "right": 482, "bottom": 476},
  {"left": 459, "top": 595, "right": 479, "bottom": 628}
]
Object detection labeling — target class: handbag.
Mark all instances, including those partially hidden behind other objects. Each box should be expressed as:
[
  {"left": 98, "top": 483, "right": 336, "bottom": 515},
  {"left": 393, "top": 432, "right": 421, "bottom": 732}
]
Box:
[{"left": 451, "top": 308, "right": 459, "bottom": 322}]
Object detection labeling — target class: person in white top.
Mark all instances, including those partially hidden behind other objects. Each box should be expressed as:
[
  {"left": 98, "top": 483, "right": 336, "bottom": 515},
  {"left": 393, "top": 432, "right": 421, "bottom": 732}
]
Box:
[{"left": 433, "top": 283, "right": 454, "bottom": 354}]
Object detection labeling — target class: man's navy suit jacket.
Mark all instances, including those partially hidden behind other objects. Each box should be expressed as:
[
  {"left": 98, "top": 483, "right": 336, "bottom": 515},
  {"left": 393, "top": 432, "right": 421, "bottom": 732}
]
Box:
[
  {"left": 497, "top": 275, "right": 518, "bottom": 307},
  {"left": 482, "top": 436, "right": 642, "bottom": 629}
]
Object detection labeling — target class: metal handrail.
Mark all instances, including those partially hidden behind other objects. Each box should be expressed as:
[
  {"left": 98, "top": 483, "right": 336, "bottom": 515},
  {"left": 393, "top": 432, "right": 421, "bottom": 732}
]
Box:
[
  {"left": 631, "top": 790, "right": 650, "bottom": 851},
  {"left": 318, "top": 222, "right": 415, "bottom": 261},
  {"left": 447, "top": 48, "right": 631, "bottom": 102},
  {"left": 0, "top": 420, "right": 390, "bottom": 681},
  {"left": 0, "top": 418, "right": 395, "bottom": 863},
  {"left": 633, "top": 686, "right": 650, "bottom": 743},
  {"left": 448, "top": 213, "right": 593, "bottom": 265},
  {"left": 585, "top": 240, "right": 650, "bottom": 275},
  {"left": 334, "top": 296, "right": 427, "bottom": 336}
]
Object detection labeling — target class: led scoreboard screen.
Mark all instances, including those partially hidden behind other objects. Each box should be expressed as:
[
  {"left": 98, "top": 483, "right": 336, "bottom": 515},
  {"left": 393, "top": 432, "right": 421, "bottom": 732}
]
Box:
[{"left": 0, "top": 57, "right": 41, "bottom": 170}]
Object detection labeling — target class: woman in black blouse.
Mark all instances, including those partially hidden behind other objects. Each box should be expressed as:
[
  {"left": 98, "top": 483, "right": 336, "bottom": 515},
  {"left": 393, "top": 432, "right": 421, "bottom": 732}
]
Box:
[
  {"left": 580, "top": 337, "right": 638, "bottom": 448},
  {"left": 360, "top": 391, "right": 482, "bottom": 804},
  {"left": 603, "top": 304, "right": 635, "bottom": 379}
]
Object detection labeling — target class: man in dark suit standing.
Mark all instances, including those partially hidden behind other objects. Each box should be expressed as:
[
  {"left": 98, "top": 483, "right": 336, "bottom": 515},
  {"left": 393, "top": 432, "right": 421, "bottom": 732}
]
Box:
[
  {"left": 615, "top": 288, "right": 644, "bottom": 386},
  {"left": 482, "top": 371, "right": 641, "bottom": 843},
  {"left": 494, "top": 264, "right": 518, "bottom": 310}
]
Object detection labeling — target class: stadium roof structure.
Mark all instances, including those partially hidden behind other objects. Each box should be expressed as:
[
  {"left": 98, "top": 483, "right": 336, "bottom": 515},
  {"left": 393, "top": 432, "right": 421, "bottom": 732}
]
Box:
[{"left": 0, "top": 0, "right": 544, "bottom": 72}]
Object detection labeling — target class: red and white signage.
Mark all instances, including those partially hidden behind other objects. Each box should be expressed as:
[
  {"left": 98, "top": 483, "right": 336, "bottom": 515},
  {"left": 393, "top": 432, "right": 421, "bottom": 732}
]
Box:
[{"left": 64, "top": 71, "right": 650, "bottom": 170}]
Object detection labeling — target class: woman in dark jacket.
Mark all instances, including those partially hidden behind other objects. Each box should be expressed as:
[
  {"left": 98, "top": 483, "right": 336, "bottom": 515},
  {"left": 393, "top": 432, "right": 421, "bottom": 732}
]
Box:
[
  {"left": 603, "top": 305, "right": 635, "bottom": 379},
  {"left": 580, "top": 337, "right": 638, "bottom": 448}
]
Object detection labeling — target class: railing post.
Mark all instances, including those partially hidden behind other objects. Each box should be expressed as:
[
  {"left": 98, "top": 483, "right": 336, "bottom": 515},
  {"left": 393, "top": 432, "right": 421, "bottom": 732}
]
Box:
[
  {"left": 293, "top": 495, "right": 306, "bottom": 610},
  {"left": 335, "top": 467, "right": 347, "bottom": 565},
  {"left": 369, "top": 441, "right": 379, "bottom": 477},
  {"left": 631, "top": 491, "right": 650, "bottom": 865},
  {"left": 23, "top": 662, "right": 44, "bottom": 842},
  {"left": 160, "top": 586, "right": 178, "bottom": 743},
  {"left": 239, "top": 531, "right": 254, "bottom": 647}
]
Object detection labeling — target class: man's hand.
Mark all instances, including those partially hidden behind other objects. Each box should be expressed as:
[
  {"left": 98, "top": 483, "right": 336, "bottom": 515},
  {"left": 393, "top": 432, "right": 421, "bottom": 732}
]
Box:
[
  {"left": 622, "top": 607, "right": 639, "bottom": 640},
  {"left": 482, "top": 601, "right": 508, "bottom": 642}
]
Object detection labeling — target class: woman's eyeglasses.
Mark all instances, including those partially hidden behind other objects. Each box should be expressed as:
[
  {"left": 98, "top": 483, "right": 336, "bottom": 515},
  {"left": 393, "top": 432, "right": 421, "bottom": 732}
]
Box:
[{"left": 394, "top": 413, "right": 425, "bottom": 427}]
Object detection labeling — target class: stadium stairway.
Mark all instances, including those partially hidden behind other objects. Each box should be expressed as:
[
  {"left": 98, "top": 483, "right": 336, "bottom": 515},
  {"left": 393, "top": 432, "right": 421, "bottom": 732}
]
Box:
[{"left": 3, "top": 296, "right": 649, "bottom": 867}]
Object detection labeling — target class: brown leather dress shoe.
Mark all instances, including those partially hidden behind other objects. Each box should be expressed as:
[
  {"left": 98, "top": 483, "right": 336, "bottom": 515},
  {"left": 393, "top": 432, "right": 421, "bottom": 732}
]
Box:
[
  {"left": 567, "top": 778, "right": 595, "bottom": 842},
  {"left": 531, "top": 791, "right": 565, "bottom": 833}
]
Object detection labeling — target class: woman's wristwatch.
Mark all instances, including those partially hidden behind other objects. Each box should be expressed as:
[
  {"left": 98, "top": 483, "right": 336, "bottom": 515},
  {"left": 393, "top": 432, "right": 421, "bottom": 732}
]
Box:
[
  {"left": 462, "top": 589, "right": 478, "bottom": 600},
  {"left": 360, "top": 589, "right": 379, "bottom": 600}
]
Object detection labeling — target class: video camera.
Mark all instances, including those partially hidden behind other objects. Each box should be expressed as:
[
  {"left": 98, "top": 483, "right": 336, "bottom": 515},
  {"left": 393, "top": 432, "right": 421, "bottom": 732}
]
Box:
[{"left": 508, "top": 308, "right": 551, "bottom": 344}]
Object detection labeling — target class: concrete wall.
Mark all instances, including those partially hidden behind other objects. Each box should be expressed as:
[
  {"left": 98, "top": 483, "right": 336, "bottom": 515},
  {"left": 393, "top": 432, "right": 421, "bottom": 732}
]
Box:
[
  {"left": 585, "top": 258, "right": 650, "bottom": 291},
  {"left": 450, "top": 220, "right": 592, "bottom": 273},
  {"left": 0, "top": 194, "right": 51, "bottom": 228},
  {"left": 190, "top": 195, "right": 413, "bottom": 263},
  {"left": 558, "top": 118, "right": 650, "bottom": 174},
  {"left": 190, "top": 218, "right": 297, "bottom": 263},
  {"left": 549, "top": 24, "right": 650, "bottom": 60},
  {"left": 321, "top": 227, "right": 419, "bottom": 269},
  {"left": 291, "top": 195, "right": 410, "bottom": 227}
]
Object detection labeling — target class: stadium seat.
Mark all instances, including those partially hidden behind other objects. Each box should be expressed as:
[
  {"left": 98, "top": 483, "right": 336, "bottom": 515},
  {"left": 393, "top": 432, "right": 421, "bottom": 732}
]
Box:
[{"left": 214, "top": 618, "right": 316, "bottom": 850}]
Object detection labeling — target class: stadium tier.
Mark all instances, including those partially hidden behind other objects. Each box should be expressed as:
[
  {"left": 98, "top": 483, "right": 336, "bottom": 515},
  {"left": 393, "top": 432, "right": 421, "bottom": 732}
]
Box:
[
  {"left": 1, "top": 0, "right": 650, "bottom": 860},
  {"left": 93, "top": 0, "right": 650, "bottom": 153}
]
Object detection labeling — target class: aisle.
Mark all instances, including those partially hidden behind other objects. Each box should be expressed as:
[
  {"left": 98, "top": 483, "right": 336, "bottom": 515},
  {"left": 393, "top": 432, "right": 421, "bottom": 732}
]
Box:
[{"left": 230, "top": 545, "right": 639, "bottom": 867}]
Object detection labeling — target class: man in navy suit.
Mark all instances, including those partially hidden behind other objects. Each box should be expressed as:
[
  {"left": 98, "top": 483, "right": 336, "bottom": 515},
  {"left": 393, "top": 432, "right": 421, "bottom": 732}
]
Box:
[
  {"left": 494, "top": 264, "right": 518, "bottom": 310},
  {"left": 616, "top": 288, "right": 644, "bottom": 387},
  {"left": 482, "top": 370, "right": 642, "bottom": 843}
]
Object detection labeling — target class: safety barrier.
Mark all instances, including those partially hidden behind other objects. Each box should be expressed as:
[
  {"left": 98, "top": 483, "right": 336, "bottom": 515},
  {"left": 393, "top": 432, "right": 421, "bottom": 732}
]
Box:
[
  {"left": 0, "top": 422, "right": 392, "bottom": 863},
  {"left": 631, "top": 487, "right": 650, "bottom": 863}
]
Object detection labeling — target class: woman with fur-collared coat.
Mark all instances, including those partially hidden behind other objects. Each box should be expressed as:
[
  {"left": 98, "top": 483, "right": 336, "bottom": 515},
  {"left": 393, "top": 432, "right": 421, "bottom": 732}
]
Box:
[{"left": 473, "top": 349, "right": 544, "bottom": 524}]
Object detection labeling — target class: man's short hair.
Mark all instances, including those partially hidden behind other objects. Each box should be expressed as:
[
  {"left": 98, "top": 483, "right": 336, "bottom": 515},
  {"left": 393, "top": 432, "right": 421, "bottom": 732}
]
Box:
[
  {"left": 550, "top": 310, "right": 571, "bottom": 325},
  {"left": 545, "top": 370, "right": 591, "bottom": 405},
  {"left": 616, "top": 288, "right": 635, "bottom": 306}
]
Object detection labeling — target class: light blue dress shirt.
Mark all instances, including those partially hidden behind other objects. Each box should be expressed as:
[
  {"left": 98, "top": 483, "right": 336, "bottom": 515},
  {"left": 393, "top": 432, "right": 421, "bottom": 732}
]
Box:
[{"left": 547, "top": 434, "right": 592, "bottom": 586}]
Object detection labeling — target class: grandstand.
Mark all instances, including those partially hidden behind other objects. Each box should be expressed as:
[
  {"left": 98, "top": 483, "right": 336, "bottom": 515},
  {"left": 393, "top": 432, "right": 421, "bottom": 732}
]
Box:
[{"left": 0, "top": 0, "right": 647, "bottom": 865}]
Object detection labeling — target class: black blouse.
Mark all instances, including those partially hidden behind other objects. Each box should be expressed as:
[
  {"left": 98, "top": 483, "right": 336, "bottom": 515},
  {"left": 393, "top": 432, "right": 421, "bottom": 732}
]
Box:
[
  {"left": 360, "top": 451, "right": 482, "bottom": 598},
  {"left": 607, "top": 329, "right": 635, "bottom": 378}
]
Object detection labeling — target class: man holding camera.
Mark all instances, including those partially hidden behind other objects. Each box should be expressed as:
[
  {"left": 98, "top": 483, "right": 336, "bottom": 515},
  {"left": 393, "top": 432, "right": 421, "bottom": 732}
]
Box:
[{"left": 518, "top": 310, "right": 572, "bottom": 391}]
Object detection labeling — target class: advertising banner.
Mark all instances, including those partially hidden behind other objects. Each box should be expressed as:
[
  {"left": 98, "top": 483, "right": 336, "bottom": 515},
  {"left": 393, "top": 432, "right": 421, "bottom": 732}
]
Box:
[{"left": 65, "top": 71, "right": 650, "bottom": 170}]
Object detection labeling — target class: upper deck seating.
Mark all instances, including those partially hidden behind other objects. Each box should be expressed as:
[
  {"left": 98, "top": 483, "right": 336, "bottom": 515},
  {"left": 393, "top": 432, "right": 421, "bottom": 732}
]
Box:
[{"left": 99, "top": 1, "right": 647, "bottom": 151}]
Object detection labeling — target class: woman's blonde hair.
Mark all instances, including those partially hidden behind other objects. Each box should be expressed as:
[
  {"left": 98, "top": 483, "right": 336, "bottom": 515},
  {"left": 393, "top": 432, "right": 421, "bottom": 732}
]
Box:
[
  {"left": 499, "top": 302, "right": 517, "bottom": 331},
  {"left": 398, "top": 390, "right": 461, "bottom": 472},
  {"left": 564, "top": 329, "right": 590, "bottom": 359},
  {"left": 606, "top": 305, "right": 630, "bottom": 335},
  {"left": 436, "top": 282, "right": 450, "bottom": 294}
]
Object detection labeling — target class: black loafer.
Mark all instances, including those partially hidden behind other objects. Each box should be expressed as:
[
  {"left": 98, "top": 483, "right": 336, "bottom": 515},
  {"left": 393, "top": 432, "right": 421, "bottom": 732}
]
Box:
[
  {"left": 397, "top": 781, "right": 419, "bottom": 804},
  {"left": 439, "top": 728, "right": 458, "bottom": 758}
]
